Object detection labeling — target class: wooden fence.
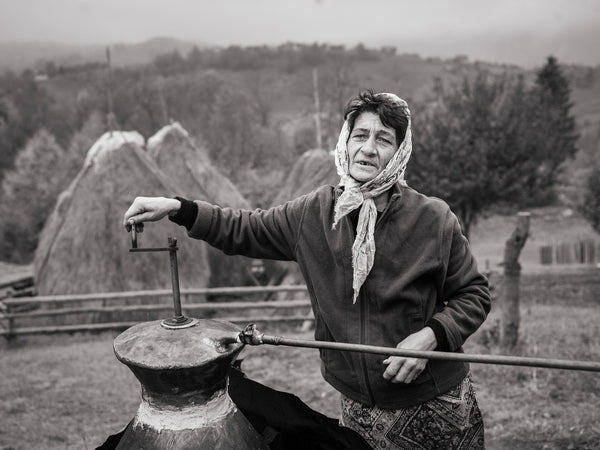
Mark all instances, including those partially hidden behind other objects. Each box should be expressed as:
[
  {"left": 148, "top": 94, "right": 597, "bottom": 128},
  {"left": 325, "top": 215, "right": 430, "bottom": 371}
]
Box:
[
  {"left": 0, "top": 285, "right": 311, "bottom": 338},
  {"left": 539, "top": 239, "right": 599, "bottom": 265}
]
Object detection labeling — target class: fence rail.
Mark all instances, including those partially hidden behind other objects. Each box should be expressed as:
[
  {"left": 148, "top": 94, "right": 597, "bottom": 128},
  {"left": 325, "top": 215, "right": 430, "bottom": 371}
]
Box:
[
  {"left": 0, "top": 285, "right": 311, "bottom": 338},
  {"left": 2, "top": 285, "right": 309, "bottom": 308}
]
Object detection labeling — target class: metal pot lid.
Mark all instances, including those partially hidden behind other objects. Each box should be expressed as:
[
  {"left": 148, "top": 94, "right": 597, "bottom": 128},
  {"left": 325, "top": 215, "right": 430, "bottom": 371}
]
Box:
[{"left": 113, "top": 318, "right": 243, "bottom": 370}]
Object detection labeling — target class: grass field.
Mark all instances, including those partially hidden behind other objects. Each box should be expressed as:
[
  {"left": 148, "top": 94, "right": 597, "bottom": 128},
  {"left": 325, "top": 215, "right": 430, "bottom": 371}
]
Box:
[{"left": 1, "top": 268, "right": 599, "bottom": 449}]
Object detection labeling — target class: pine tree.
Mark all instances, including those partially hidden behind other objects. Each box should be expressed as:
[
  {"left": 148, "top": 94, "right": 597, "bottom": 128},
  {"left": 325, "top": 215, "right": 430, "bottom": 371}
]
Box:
[{"left": 527, "top": 56, "right": 579, "bottom": 204}]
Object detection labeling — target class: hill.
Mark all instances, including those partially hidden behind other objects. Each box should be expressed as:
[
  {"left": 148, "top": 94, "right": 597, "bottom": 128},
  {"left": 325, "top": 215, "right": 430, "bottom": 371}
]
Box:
[{"left": 0, "top": 37, "right": 203, "bottom": 73}]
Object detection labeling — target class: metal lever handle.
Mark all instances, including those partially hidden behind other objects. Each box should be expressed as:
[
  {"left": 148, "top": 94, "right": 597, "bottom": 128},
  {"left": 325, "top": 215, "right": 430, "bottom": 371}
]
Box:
[
  {"left": 126, "top": 227, "right": 196, "bottom": 330},
  {"left": 131, "top": 225, "right": 137, "bottom": 248},
  {"left": 128, "top": 221, "right": 144, "bottom": 249}
]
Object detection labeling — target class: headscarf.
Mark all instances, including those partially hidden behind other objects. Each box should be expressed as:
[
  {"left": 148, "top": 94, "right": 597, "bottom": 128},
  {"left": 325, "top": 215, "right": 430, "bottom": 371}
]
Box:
[{"left": 332, "top": 93, "right": 412, "bottom": 303}]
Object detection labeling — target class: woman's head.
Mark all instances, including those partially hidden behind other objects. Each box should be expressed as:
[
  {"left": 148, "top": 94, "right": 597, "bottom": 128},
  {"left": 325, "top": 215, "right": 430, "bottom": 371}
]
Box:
[
  {"left": 342, "top": 91, "right": 410, "bottom": 183},
  {"left": 343, "top": 90, "right": 409, "bottom": 148},
  {"left": 334, "top": 90, "right": 412, "bottom": 189}
]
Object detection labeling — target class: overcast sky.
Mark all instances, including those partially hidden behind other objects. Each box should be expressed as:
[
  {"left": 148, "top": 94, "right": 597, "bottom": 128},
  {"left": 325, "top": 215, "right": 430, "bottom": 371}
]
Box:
[{"left": 1, "top": 0, "right": 599, "bottom": 67}]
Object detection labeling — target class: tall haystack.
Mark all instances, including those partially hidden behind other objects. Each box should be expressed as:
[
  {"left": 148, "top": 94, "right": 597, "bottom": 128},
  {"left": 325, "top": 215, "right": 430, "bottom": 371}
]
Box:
[
  {"left": 148, "top": 122, "right": 259, "bottom": 288},
  {"left": 34, "top": 131, "right": 211, "bottom": 295},
  {"left": 268, "top": 149, "right": 338, "bottom": 293},
  {"left": 272, "top": 149, "right": 338, "bottom": 206}
]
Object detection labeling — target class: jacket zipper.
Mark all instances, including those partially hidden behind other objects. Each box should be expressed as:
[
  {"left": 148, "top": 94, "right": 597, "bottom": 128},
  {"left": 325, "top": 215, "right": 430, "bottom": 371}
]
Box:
[
  {"left": 359, "top": 290, "right": 376, "bottom": 405},
  {"left": 348, "top": 201, "right": 380, "bottom": 406}
]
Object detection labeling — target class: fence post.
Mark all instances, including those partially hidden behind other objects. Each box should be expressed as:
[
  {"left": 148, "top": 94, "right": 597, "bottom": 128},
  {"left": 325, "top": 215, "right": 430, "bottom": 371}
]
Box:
[
  {"left": 539, "top": 246, "right": 553, "bottom": 265},
  {"left": 500, "top": 212, "right": 530, "bottom": 349}
]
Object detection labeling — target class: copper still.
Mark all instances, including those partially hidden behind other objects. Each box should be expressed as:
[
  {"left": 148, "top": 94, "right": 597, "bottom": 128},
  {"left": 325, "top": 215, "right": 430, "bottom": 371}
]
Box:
[{"left": 111, "top": 234, "right": 267, "bottom": 449}]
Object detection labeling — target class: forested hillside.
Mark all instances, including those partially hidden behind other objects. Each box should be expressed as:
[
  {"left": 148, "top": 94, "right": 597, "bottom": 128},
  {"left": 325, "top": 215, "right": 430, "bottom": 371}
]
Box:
[{"left": 1, "top": 42, "right": 599, "bottom": 263}]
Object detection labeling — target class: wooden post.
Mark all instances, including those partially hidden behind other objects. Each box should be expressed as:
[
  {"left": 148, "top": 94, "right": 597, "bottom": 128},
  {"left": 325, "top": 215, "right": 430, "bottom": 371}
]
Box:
[
  {"left": 500, "top": 212, "right": 530, "bottom": 349},
  {"left": 105, "top": 46, "right": 118, "bottom": 132},
  {"left": 312, "top": 67, "right": 323, "bottom": 150}
]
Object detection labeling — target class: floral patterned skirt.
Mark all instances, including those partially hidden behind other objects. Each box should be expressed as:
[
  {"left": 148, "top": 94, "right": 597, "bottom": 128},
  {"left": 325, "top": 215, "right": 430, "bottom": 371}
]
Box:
[{"left": 340, "top": 374, "right": 485, "bottom": 450}]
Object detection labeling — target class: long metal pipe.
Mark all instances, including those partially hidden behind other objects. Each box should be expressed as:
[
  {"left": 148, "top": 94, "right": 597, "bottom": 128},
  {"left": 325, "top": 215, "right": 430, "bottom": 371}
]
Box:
[{"left": 239, "top": 325, "right": 600, "bottom": 372}]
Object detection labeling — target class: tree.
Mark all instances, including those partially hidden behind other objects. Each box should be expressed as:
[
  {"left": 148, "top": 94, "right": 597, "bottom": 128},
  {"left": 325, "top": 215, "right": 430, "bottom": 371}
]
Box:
[
  {"left": 0, "top": 130, "right": 69, "bottom": 262},
  {"left": 525, "top": 56, "right": 579, "bottom": 204},
  {"left": 410, "top": 72, "right": 505, "bottom": 237},
  {"left": 410, "top": 58, "right": 578, "bottom": 238},
  {"left": 318, "top": 56, "right": 361, "bottom": 150},
  {"left": 0, "top": 71, "right": 53, "bottom": 181},
  {"left": 166, "top": 72, "right": 223, "bottom": 136},
  {"left": 0, "top": 113, "right": 104, "bottom": 262},
  {"left": 64, "top": 111, "right": 105, "bottom": 175},
  {"left": 580, "top": 167, "right": 600, "bottom": 233}
]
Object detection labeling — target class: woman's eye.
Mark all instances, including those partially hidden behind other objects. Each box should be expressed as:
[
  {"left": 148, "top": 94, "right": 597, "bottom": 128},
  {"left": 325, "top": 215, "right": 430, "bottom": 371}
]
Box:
[{"left": 377, "top": 137, "right": 392, "bottom": 145}]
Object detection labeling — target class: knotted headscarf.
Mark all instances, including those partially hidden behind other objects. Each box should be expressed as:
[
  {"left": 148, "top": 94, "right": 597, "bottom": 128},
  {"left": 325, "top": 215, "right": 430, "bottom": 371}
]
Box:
[{"left": 332, "top": 93, "right": 412, "bottom": 303}]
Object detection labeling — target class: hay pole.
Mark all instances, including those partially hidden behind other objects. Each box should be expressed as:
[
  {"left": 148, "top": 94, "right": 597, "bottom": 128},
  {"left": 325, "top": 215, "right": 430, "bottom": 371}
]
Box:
[{"left": 239, "top": 325, "right": 600, "bottom": 373}]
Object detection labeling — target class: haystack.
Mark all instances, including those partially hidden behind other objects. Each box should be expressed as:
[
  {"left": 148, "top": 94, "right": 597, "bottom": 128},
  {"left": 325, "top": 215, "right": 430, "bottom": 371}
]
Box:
[
  {"left": 272, "top": 149, "right": 338, "bottom": 206},
  {"left": 268, "top": 149, "right": 338, "bottom": 294},
  {"left": 147, "top": 122, "right": 259, "bottom": 288},
  {"left": 34, "top": 131, "right": 211, "bottom": 295}
]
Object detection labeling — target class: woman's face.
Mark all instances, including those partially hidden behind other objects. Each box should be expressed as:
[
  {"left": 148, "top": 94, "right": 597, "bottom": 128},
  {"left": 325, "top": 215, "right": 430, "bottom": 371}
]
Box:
[{"left": 347, "top": 112, "right": 397, "bottom": 183}]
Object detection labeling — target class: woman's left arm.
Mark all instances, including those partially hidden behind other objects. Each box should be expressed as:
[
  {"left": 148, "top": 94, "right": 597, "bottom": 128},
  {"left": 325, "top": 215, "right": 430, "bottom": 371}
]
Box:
[{"left": 429, "top": 211, "right": 492, "bottom": 351}]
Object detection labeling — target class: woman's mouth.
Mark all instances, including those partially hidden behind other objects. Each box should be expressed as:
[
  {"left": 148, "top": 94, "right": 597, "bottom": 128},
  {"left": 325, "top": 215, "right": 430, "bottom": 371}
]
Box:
[{"left": 356, "top": 161, "right": 376, "bottom": 167}]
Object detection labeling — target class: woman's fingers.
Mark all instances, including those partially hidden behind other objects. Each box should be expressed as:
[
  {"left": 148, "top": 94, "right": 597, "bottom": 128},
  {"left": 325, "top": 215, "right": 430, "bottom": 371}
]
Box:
[
  {"left": 383, "top": 357, "right": 426, "bottom": 384},
  {"left": 123, "top": 197, "right": 175, "bottom": 227}
]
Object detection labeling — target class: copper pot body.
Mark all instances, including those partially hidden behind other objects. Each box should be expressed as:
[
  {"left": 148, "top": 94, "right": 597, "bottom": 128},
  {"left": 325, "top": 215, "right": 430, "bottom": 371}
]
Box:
[{"left": 113, "top": 319, "right": 267, "bottom": 450}]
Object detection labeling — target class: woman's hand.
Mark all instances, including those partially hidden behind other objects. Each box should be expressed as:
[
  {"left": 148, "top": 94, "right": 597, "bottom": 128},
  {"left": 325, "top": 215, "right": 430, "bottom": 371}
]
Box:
[
  {"left": 382, "top": 327, "right": 437, "bottom": 384},
  {"left": 123, "top": 196, "right": 181, "bottom": 229}
]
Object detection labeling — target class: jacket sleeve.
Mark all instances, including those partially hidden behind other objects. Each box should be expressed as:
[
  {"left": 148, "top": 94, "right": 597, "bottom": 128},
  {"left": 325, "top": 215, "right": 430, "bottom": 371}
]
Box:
[
  {"left": 185, "top": 196, "right": 307, "bottom": 261},
  {"left": 429, "top": 210, "right": 491, "bottom": 351}
]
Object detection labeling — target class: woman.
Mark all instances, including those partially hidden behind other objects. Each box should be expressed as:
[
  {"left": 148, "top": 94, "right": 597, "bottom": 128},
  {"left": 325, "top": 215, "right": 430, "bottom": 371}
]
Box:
[{"left": 124, "top": 91, "right": 491, "bottom": 449}]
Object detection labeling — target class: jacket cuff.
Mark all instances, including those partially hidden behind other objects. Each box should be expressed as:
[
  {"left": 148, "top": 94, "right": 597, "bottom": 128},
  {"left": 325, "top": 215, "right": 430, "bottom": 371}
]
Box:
[
  {"left": 188, "top": 200, "right": 217, "bottom": 239},
  {"left": 168, "top": 197, "right": 198, "bottom": 231},
  {"left": 425, "top": 318, "right": 450, "bottom": 352}
]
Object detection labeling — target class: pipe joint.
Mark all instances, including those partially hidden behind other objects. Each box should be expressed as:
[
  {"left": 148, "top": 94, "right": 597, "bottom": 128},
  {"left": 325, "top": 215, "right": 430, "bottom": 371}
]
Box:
[{"left": 238, "top": 323, "right": 264, "bottom": 345}]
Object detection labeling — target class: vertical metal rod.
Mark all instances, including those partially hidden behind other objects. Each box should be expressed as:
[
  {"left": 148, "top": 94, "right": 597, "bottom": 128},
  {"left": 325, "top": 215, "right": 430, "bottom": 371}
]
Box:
[
  {"left": 168, "top": 237, "right": 183, "bottom": 320},
  {"left": 131, "top": 225, "right": 138, "bottom": 248},
  {"left": 105, "top": 46, "right": 117, "bottom": 132}
]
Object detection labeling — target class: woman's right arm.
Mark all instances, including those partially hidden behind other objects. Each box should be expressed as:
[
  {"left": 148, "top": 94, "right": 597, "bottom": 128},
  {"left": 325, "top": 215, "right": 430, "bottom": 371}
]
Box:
[
  {"left": 123, "top": 195, "right": 306, "bottom": 261},
  {"left": 187, "top": 198, "right": 304, "bottom": 261}
]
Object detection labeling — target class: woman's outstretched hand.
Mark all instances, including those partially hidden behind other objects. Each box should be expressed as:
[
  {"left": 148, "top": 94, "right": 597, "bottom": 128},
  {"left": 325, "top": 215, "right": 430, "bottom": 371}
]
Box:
[{"left": 123, "top": 196, "right": 181, "bottom": 229}]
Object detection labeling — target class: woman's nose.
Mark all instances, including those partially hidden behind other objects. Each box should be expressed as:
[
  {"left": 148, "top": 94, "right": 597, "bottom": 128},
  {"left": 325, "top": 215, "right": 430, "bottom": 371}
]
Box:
[{"left": 361, "top": 137, "right": 377, "bottom": 155}]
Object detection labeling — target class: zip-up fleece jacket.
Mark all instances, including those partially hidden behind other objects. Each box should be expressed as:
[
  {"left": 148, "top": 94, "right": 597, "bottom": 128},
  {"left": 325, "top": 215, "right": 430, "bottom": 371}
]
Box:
[{"left": 182, "top": 184, "right": 491, "bottom": 408}]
